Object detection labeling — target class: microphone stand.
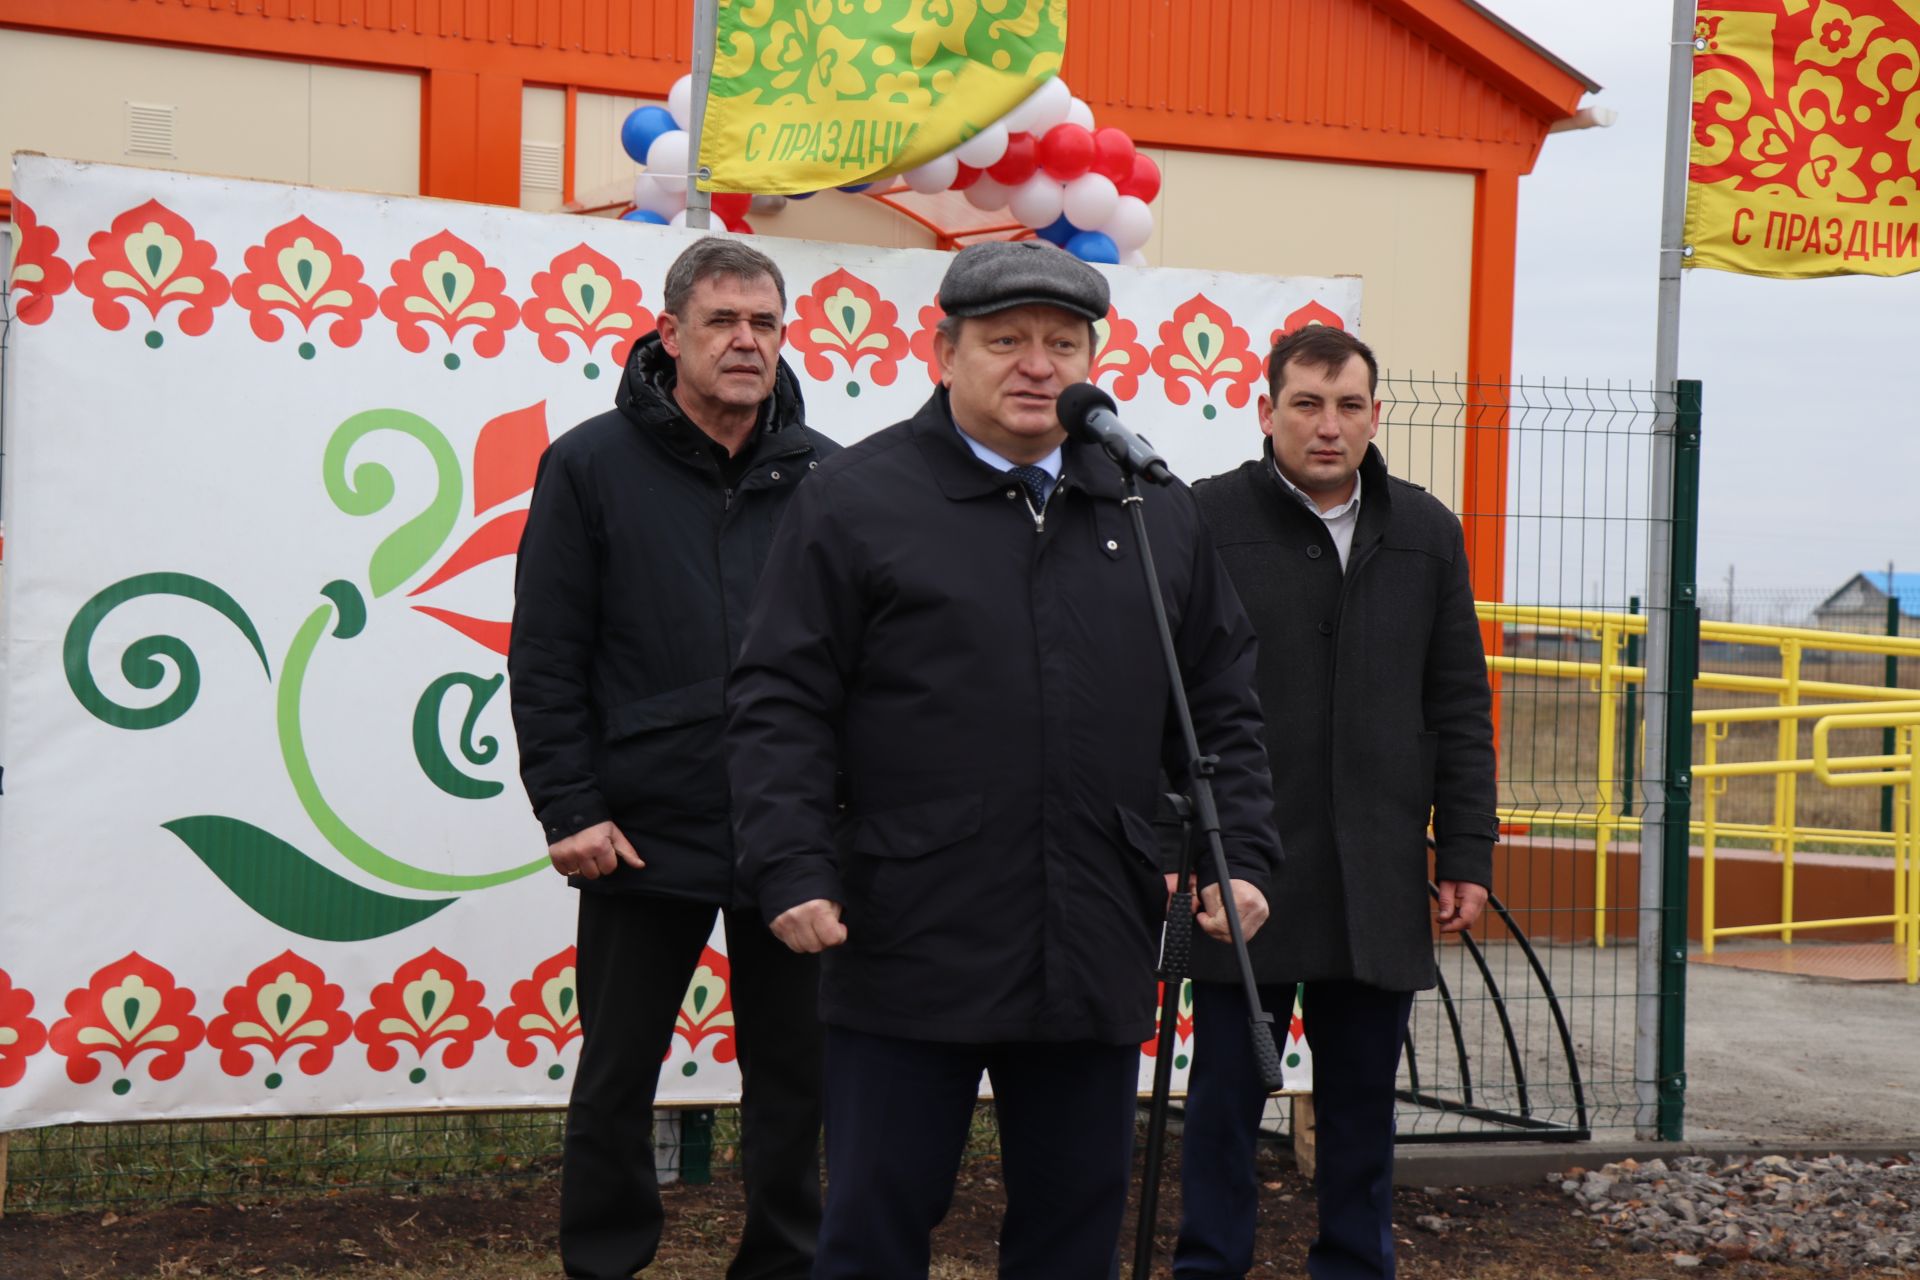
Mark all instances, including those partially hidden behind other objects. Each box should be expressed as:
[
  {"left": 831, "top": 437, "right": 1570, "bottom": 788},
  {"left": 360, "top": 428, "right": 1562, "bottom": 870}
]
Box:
[{"left": 1122, "top": 471, "right": 1283, "bottom": 1280}]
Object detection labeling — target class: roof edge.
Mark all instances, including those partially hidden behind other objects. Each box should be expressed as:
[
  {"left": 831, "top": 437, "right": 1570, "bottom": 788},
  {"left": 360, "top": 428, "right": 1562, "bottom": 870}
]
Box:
[{"left": 1381, "top": 0, "right": 1602, "bottom": 122}]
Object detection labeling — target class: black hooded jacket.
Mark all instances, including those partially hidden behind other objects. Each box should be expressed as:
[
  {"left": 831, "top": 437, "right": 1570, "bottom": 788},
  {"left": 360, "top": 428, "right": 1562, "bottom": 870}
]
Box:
[{"left": 508, "top": 332, "right": 838, "bottom": 902}]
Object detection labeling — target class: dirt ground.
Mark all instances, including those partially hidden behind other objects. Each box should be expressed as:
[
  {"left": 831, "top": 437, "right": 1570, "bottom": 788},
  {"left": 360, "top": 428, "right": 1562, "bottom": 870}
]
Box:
[{"left": 0, "top": 1137, "right": 1871, "bottom": 1280}]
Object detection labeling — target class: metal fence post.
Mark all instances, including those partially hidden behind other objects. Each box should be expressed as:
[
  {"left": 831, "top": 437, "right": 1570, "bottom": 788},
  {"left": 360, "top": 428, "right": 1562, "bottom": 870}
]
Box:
[
  {"left": 1657, "top": 379, "right": 1703, "bottom": 1142},
  {"left": 1886, "top": 593, "right": 1900, "bottom": 833},
  {"left": 682, "top": 1108, "right": 715, "bottom": 1185},
  {"left": 1623, "top": 596, "right": 1642, "bottom": 820}
]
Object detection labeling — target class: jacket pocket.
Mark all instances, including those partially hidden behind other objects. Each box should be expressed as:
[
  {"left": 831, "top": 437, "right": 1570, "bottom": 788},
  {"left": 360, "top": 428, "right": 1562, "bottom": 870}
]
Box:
[
  {"left": 598, "top": 679, "right": 728, "bottom": 816},
  {"left": 1114, "top": 804, "right": 1164, "bottom": 870},
  {"left": 603, "top": 678, "right": 726, "bottom": 740},
  {"left": 848, "top": 793, "right": 984, "bottom": 860}
]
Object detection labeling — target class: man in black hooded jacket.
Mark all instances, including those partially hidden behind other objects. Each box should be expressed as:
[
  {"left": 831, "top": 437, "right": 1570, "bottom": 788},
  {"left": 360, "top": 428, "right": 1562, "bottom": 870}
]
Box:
[{"left": 509, "top": 237, "right": 838, "bottom": 1280}]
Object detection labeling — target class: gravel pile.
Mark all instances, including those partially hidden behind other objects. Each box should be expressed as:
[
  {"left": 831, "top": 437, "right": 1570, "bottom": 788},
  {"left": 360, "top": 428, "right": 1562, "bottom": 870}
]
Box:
[{"left": 1555, "top": 1153, "right": 1920, "bottom": 1271}]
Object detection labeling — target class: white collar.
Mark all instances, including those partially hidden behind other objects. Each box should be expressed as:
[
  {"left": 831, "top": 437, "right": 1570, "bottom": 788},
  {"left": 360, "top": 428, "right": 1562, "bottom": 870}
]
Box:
[
  {"left": 956, "top": 424, "right": 1062, "bottom": 479},
  {"left": 1274, "top": 460, "right": 1362, "bottom": 519}
]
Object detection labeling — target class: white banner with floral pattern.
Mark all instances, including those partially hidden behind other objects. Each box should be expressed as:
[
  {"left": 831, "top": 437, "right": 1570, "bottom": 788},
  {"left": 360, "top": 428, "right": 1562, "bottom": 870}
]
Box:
[{"left": 0, "top": 156, "right": 1348, "bottom": 1127}]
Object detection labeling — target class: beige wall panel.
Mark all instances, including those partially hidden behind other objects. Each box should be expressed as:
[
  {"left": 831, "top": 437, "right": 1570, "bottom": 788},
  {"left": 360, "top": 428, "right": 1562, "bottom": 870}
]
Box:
[
  {"left": 1148, "top": 150, "right": 1475, "bottom": 507},
  {"left": 0, "top": 31, "right": 418, "bottom": 196},
  {"left": 574, "top": 91, "right": 655, "bottom": 209},
  {"left": 311, "top": 66, "right": 420, "bottom": 196},
  {"left": 521, "top": 85, "right": 567, "bottom": 212},
  {"left": 754, "top": 194, "right": 938, "bottom": 251}
]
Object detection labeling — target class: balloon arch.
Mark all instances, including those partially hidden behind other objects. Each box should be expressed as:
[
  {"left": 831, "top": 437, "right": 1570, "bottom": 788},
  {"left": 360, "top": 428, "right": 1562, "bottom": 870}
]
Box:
[{"left": 617, "top": 75, "right": 1160, "bottom": 265}]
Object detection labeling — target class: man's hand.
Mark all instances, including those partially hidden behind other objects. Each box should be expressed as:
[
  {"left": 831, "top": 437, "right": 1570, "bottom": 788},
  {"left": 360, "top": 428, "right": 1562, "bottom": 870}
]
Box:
[
  {"left": 771, "top": 899, "right": 848, "bottom": 954},
  {"left": 547, "top": 821, "right": 643, "bottom": 880},
  {"left": 1196, "top": 879, "right": 1270, "bottom": 943},
  {"left": 1435, "top": 880, "right": 1488, "bottom": 934}
]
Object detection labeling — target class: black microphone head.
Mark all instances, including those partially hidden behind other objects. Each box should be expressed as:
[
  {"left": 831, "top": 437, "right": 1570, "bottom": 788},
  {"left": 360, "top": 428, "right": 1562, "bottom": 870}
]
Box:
[{"left": 1055, "top": 382, "right": 1118, "bottom": 442}]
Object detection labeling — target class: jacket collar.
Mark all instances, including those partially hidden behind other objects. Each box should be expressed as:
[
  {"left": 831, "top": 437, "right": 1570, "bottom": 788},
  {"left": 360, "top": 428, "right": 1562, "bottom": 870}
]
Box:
[
  {"left": 909, "top": 387, "right": 1127, "bottom": 502},
  {"left": 1258, "top": 438, "right": 1393, "bottom": 529}
]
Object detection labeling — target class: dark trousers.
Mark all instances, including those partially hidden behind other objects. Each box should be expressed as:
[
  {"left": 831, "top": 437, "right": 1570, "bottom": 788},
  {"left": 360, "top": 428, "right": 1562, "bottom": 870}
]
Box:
[
  {"left": 561, "top": 892, "right": 823, "bottom": 1280},
  {"left": 1174, "top": 980, "right": 1414, "bottom": 1280},
  {"left": 815, "top": 1026, "right": 1140, "bottom": 1280}
]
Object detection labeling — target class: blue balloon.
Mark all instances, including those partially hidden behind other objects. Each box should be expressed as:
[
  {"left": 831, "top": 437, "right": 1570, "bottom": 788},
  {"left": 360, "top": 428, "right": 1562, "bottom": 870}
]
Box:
[
  {"left": 620, "top": 106, "right": 678, "bottom": 165},
  {"left": 1036, "top": 215, "right": 1078, "bottom": 246},
  {"left": 788, "top": 190, "right": 817, "bottom": 200},
  {"left": 622, "top": 209, "right": 670, "bottom": 225},
  {"left": 838, "top": 182, "right": 872, "bottom": 193},
  {"left": 1065, "top": 230, "right": 1120, "bottom": 264}
]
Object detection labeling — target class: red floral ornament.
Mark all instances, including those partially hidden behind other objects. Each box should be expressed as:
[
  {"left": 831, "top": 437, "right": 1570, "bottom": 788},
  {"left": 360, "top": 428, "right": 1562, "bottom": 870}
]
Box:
[
  {"left": 671, "top": 947, "right": 736, "bottom": 1065},
  {"left": 205, "top": 951, "right": 353, "bottom": 1080},
  {"left": 496, "top": 947, "right": 581, "bottom": 1069},
  {"left": 1139, "top": 980, "right": 1195, "bottom": 1058},
  {"left": 1271, "top": 300, "right": 1348, "bottom": 346},
  {"left": 1091, "top": 306, "right": 1151, "bottom": 401},
  {"left": 908, "top": 300, "right": 946, "bottom": 385},
  {"left": 8, "top": 200, "right": 73, "bottom": 326},
  {"left": 789, "top": 269, "right": 910, "bottom": 392},
  {"left": 230, "top": 217, "right": 379, "bottom": 354},
  {"left": 378, "top": 232, "right": 521, "bottom": 367},
  {"left": 73, "top": 200, "right": 231, "bottom": 343},
  {"left": 522, "top": 244, "right": 653, "bottom": 375},
  {"left": 48, "top": 953, "right": 205, "bottom": 1086},
  {"left": 354, "top": 948, "right": 494, "bottom": 1076},
  {"left": 409, "top": 402, "right": 551, "bottom": 656},
  {"left": 1149, "top": 294, "right": 1261, "bottom": 412},
  {"left": 0, "top": 968, "right": 50, "bottom": 1087}
]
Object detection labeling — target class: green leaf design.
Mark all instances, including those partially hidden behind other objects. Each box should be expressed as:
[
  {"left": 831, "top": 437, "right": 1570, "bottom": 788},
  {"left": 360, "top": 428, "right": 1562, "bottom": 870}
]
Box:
[
  {"left": 322, "top": 409, "right": 463, "bottom": 598},
  {"left": 64, "top": 573, "right": 270, "bottom": 730},
  {"left": 413, "top": 673, "right": 506, "bottom": 800},
  {"left": 277, "top": 593, "right": 547, "bottom": 892},
  {"left": 162, "top": 815, "right": 455, "bottom": 941}
]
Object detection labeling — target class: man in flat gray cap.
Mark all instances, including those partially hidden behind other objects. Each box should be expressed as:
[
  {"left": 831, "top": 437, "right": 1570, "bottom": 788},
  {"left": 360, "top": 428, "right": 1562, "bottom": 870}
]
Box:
[{"left": 726, "top": 239, "right": 1281, "bottom": 1279}]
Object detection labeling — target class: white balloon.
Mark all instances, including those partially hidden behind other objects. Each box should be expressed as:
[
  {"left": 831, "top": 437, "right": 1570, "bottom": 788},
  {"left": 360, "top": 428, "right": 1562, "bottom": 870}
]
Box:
[
  {"left": 1103, "top": 195, "right": 1155, "bottom": 251},
  {"left": 1066, "top": 96, "right": 1096, "bottom": 131},
  {"left": 904, "top": 153, "right": 960, "bottom": 194},
  {"left": 1024, "top": 78, "right": 1073, "bottom": 134},
  {"left": 955, "top": 123, "right": 1009, "bottom": 170},
  {"left": 1121, "top": 249, "right": 1149, "bottom": 267},
  {"left": 965, "top": 174, "right": 1011, "bottom": 211},
  {"left": 670, "top": 209, "right": 692, "bottom": 227},
  {"left": 1062, "top": 173, "right": 1119, "bottom": 232},
  {"left": 633, "top": 172, "right": 688, "bottom": 216},
  {"left": 667, "top": 75, "right": 694, "bottom": 129},
  {"left": 644, "top": 128, "right": 690, "bottom": 177},
  {"left": 1008, "top": 175, "right": 1066, "bottom": 229},
  {"left": 998, "top": 84, "right": 1044, "bottom": 134}
]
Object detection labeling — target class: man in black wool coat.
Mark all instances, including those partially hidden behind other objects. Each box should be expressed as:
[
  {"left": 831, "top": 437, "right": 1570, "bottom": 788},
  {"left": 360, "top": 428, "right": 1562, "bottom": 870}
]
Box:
[
  {"left": 727, "top": 239, "right": 1281, "bottom": 1280},
  {"left": 1172, "top": 325, "right": 1499, "bottom": 1280},
  {"left": 509, "top": 237, "right": 838, "bottom": 1280}
]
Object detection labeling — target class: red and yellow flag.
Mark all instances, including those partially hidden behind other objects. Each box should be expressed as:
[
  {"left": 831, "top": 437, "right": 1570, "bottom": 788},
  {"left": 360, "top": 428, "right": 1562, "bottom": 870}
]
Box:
[{"left": 1688, "top": 2, "right": 1920, "bottom": 279}]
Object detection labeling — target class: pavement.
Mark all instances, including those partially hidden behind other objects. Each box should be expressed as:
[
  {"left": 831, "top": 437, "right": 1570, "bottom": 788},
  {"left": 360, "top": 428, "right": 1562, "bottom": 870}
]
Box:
[{"left": 1246, "top": 941, "right": 1920, "bottom": 1185}]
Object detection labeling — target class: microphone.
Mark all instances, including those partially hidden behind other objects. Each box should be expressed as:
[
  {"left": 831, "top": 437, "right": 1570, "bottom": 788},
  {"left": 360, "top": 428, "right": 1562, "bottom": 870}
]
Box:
[{"left": 1056, "top": 384, "right": 1176, "bottom": 486}]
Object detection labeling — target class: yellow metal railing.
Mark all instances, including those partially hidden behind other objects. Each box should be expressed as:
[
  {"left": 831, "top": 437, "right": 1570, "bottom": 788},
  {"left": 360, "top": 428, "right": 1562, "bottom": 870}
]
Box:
[{"left": 1482, "top": 602, "right": 1920, "bottom": 980}]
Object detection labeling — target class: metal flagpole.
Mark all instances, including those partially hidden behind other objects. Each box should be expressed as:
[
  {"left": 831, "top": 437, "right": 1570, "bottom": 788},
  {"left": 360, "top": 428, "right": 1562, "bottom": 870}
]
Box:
[
  {"left": 1636, "top": 0, "right": 1698, "bottom": 1140},
  {"left": 686, "top": 0, "right": 718, "bottom": 230}
]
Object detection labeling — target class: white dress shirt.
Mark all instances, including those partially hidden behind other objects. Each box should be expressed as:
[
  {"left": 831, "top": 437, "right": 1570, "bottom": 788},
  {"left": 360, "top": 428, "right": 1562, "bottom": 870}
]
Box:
[{"left": 1274, "top": 462, "right": 1362, "bottom": 570}]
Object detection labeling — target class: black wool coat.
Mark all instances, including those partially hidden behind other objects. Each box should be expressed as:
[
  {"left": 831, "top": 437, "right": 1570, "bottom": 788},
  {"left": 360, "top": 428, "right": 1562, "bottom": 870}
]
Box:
[
  {"left": 508, "top": 332, "right": 839, "bottom": 903},
  {"left": 726, "top": 390, "right": 1282, "bottom": 1045},
  {"left": 1185, "top": 443, "right": 1498, "bottom": 992}
]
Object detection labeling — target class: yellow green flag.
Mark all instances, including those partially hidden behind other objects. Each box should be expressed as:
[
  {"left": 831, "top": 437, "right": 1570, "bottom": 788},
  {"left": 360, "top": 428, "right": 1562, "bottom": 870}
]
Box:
[
  {"left": 1687, "top": 2, "right": 1920, "bottom": 279},
  {"left": 699, "top": 0, "right": 1067, "bottom": 195}
]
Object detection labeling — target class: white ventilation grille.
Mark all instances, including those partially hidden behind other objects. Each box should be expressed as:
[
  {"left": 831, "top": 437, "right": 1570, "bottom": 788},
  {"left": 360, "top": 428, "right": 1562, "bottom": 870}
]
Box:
[
  {"left": 126, "top": 103, "right": 177, "bottom": 159},
  {"left": 521, "top": 141, "right": 564, "bottom": 193}
]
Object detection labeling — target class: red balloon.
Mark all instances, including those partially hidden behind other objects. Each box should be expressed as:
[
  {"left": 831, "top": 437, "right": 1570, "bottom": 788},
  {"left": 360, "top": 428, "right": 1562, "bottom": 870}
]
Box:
[
  {"left": 950, "top": 162, "right": 983, "bottom": 192},
  {"left": 987, "top": 132, "right": 1040, "bottom": 186},
  {"left": 1091, "top": 127, "right": 1137, "bottom": 184},
  {"left": 725, "top": 216, "right": 755, "bottom": 235},
  {"left": 1038, "top": 124, "right": 1096, "bottom": 181},
  {"left": 710, "top": 192, "right": 752, "bottom": 221},
  {"left": 1118, "top": 152, "right": 1162, "bottom": 203}
]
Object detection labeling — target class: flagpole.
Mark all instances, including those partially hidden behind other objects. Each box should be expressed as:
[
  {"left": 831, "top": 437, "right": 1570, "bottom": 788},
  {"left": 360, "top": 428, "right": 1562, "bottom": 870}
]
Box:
[
  {"left": 1636, "top": 0, "right": 1697, "bottom": 1140},
  {"left": 686, "top": 0, "right": 718, "bottom": 230}
]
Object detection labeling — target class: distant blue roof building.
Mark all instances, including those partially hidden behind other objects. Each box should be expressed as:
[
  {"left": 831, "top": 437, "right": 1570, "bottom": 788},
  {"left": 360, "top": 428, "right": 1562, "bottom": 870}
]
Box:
[{"left": 1816, "top": 573, "right": 1920, "bottom": 621}]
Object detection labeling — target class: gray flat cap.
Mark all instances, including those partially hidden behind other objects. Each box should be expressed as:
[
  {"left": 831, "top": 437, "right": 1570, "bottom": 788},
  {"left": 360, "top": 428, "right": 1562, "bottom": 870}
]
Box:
[{"left": 937, "top": 239, "right": 1110, "bottom": 322}]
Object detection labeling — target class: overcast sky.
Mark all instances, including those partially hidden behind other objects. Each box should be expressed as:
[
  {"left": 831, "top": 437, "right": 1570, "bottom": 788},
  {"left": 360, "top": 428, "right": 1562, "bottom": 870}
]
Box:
[{"left": 1480, "top": 1, "right": 1920, "bottom": 599}]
